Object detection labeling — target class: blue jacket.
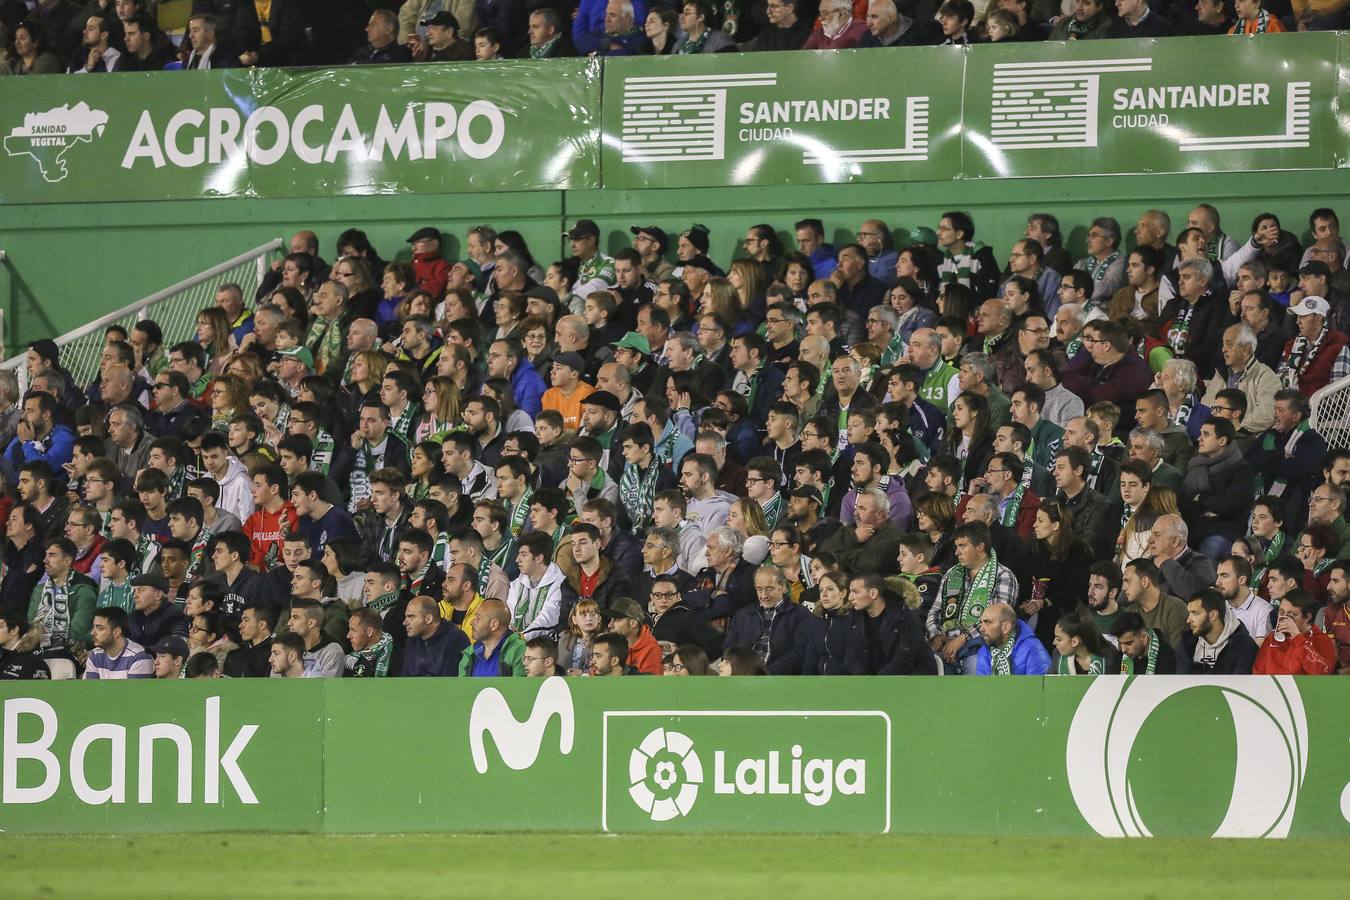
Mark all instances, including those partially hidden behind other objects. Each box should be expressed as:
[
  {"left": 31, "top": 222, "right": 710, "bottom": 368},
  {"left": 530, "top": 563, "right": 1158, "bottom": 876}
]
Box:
[
  {"left": 976, "top": 619, "right": 1051, "bottom": 675},
  {"left": 723, "top": 600, "right": 810, "bottom": 675},
  {"left": 401, "top": 622, "right": 470, "bottom": 677},
  {"left": 6, "top": 423, "right": 75, "bottom": 474},
  {"left": 511, "top": 361, "right": 546, "bottom": 419},
  {"left": 809, "top": 245, "right": 838, "bottom": 280},
  {"left": 574, "top": 0, "right": 649, "bottom": 55}
]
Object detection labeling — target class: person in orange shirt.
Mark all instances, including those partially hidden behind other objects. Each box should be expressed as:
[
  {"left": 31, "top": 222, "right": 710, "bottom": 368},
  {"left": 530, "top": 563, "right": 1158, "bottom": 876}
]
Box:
[
  {"left": 540, "top": 352, "right": 594, "bottom": 433},
  {"left": 607, "top": 596, "right": 663, "bottom": 675},
  {"left": 1229, "top": 0, "right": 1286, "bottom": 32},
  {"left": 1253, "top": 590, "right": 1336, "bottom": 675}
]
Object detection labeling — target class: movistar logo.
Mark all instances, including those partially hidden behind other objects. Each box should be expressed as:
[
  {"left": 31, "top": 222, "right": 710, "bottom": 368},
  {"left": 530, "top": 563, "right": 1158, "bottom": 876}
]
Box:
[
  {"left": 4, "top": 102, "right": 109, "bottom": 183},
  {"left": 469, "top": 676, "right": 574, "bottom": 774},
  {"left": 1066, "top": 676, "right": 1308, "bottom": 838}
]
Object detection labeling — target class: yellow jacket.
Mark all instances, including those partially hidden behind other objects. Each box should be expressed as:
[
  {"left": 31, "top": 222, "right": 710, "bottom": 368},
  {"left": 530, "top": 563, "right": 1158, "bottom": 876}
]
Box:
[{"left": 440, "top": 593, "right": 484, "bottom": 641}]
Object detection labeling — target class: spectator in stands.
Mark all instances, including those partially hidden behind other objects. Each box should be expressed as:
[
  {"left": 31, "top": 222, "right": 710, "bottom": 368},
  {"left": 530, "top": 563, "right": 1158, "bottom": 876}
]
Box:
[
  {"left": 1106, "top": 0, "right": 1174, "bottom": 37},
  {"left": 461, "top": 598, "right": 526, "bottom": 676},
  {"left": 1049, "top": 0, "right": 1112, "bottom": 38},
  {"left": 1110, "top": 611, "right": 1178, "bottom": 674},
  {"left": 351, "top": 9, "right": 414, "bottom": 63},
  {"left": 674, "top": 0, "right": 734, "bottom": 51},
  {"left": 1230, "top": 0, "right": 1285, "bottom": 32},
  {"left": 7, "top": 20, "right": 62, "bottom": 75},
  {"left": 935, "top": 0, "right": 975, "bottom": 44},
  {"left": 127, "top": 570, "right": 188, "bottom": 650},
  {"left": 411, "top": 12, "right": 474, "bottom": 61},
  {"left": 184, "top": 14, "right": 241, "bottom": 69},
  {"left": 83, "top": 607, "right": 152, "bottom": 679},
  {"left": 750, "top": 0, "right": 809, "bottom": 49},
  {"left": 844, "top": 572, "right": 934, "bottom": 674},
  {"left": 1183, "top": 588, "right": 1257, "bottom": 674},
  {"left": 268, "top": 632, "right": 308, "bottom": 677},
  {"left": 859, "top": 0, "right": 937, "bottom": 46},
  {"left": 5, "top": 391, "right": 75, "bottom": 482},
  {"left": 1279, "top": 296, "right": 1350, "bottom": 395},
  {"left": 401, "top": 595, "right": 470, "bottom": 676},
  {"left": 590, "top": 0, "right": 649, "bottom": 55},
  {"left": 69, "top": 11, "right": 124, "bottom": 73},
  {"left": 975, "top": 602, "right": 1050, "bottom": 674},
  {"left": 606, "top": 595, "right": 663, "bottom": 674}
]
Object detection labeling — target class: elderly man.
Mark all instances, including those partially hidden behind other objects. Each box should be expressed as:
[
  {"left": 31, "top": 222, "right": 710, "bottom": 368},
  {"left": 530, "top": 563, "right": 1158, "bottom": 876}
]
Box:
[
  {"left": 350, "top": 9, "right": 413, "bottom": 63},
  {"left": 819, "top": 487, "right": 904, "bottom": 574},
  {"left": 754, "top": 0, "right": 813, "bottom": 49},
  {"left": 410, "top": 11, "right": 474, "bottom": 61},
  {"left": 1278, "top": 296, "right": 1350, "bottom": 395},
  {"left": 688, "top": 526, "right": 757, "bottom": 621},
  {"left": 184, "top": 13, "right": 241, "bottom": 69},
  {"left": 722, "top": 565, "right": 810, "bottom": 675},
  {"left": 956, "top": 353, "right": 1010, "bottom": 429},
  {"left": 859, "top": 0, "right": 939, "bottom": 46},
  {"left": 1148, "top": 514, "right": 1217, "bottom": 602},
  {"left": 1073, "top": 217, "right": 1126, "bottom": 307},
  {"left": 972, "top": 299, "right": 1022, "bottom": 392},
  {"left": 1201, "top": 323, "right": 1278, "bottom": 437},
  {"left": 908, "top": 327, "right": 959, "bottom": 413}
]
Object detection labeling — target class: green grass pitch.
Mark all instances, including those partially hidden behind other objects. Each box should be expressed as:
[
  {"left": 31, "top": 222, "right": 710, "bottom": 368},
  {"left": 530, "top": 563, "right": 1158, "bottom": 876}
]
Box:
[{"left": 0, "top": 833, "right": 1342, "bottom": 897}]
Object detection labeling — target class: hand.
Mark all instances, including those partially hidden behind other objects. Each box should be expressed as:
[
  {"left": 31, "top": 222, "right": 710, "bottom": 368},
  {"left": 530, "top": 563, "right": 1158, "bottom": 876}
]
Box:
[
  {"left": 929, "top": 634, "right": 946, "bottom": 652},
  {"left": 1277, "top": 615, "right": 1300, "bottom": 638},
  {"left": 1228, "top": 290, "right": 1242, "bottom": 315},
  {"left": 350, "top": 432, "right": 363, "bottom": 449},
  {"left": 941, "top": 633, "right": 967, "bottom": 663},
  {"left": 967, "top": 476, "right": 987, "bottom": 493},
  {"left": 86, "top": 48, "right": 101, "bottom": 71},
  {"left": 829, "top": 269, "right": 846, "bottom": 288},
  {"left": 15, "top": 420, "right": 32, "bottom": 442},
  {"left": 1020, "top": 599, "right": 1042, "bottom": 616},
  {"left": 854, "top": 523, "right": 875, "bottom": 543},
  {"left": 238, "top": 51, "right": 258, "bottom": 66},
  {"left": 408, "top": 35, "right": 427, "bottom": 61}
]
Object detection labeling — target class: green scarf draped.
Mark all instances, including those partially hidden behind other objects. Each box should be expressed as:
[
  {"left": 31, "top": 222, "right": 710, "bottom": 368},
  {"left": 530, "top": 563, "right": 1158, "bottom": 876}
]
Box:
[
  {"left": 347, "top": 631, "right": 392, "bottom": 677},
  {"left": 508, "top": 488, "right": 534, "bottom": 537},
  {"left": 1119, "top": 628, "right": 1160, "bottom": 675},
  {"left": 390, "top": 402, "right": 420, "bottom": 446},
  {"left": 940, "top": 549, "right": 999, "bottom": 633},
  {"left": 761, "top": 492, "right": 783, "bottom": 530},
  {"left": 620, "top": 461, "right": 662, "bottom": 531},
  {"left": 311, "top": 429, "right": 335, "bottom": 475},
  {"left": 34, "top": 577, "right": 72, "bottom": 649},
  {"left": 999, "top": 484, "right": 1025, "bottom": 529},
  {"left": 99, "top": 581, "right": 134, "bottom": 614},
  {"left": 1252, "top": 530, "right": 1285, "bottom": 585},
  {"left": 367, "top": 588, "right": 401, "bottom": 614},
  {"left": 1057, "top": 653, "right": 1106, "bottom": 675},
  {"left": 989, "top": 631, "right": 1014, "bottom": 675}
]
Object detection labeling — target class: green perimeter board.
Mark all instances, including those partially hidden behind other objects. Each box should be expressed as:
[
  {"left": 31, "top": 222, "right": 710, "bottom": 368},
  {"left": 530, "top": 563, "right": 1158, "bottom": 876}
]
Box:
[
  {"left": 0, "top": 59, "right": 602, "bottom": 205},
  {"left": 601, "top": 48, "right": 965, "bottom": 190},
  {"left": 1, "top": 674, "right": 1347, "bottom": 837},
  {"left": 960, "top": 32, "right": 1339, "bottom": 179}
]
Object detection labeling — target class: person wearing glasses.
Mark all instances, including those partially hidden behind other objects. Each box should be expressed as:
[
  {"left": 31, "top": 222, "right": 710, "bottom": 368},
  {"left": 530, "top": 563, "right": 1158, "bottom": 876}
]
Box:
[
  {"left": 753, "top": 0, "right": 812, "bottom": 50},
  {"left": 803, "top": 0, "right": 867, "bottom": 48}
]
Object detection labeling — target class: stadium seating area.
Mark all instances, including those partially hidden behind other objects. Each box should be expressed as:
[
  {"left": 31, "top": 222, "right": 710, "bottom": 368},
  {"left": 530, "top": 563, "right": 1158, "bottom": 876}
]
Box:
[
  {"left": 0, "top": 199, "right": 1348, "bottom": 682},
  {"left": 0, "top": 0, "right": 1340, "bottom": 76}
]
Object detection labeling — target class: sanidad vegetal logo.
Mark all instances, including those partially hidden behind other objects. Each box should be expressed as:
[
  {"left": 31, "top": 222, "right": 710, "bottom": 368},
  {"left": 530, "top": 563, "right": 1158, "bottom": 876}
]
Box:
[
  {"left": 4, "top": 102, "right": 109, "bottom": 183},
  {"left": 603, "top": 709, "right": 891, "bottom": 833}
]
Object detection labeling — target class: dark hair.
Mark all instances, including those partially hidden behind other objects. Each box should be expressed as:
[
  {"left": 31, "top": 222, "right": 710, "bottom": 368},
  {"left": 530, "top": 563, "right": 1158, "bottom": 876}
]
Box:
[
  {"left": 93, "top": 606, "right": 129, "bottom": 634},
  {"left": 594, "top": 630, "right": 630, "bottom": 660}
]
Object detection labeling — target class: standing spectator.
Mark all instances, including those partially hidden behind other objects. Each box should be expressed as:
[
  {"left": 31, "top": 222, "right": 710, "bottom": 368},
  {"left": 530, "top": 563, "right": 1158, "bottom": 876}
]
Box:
[{"left": 239, "top": 0, "right": 307, "bottom": 66}]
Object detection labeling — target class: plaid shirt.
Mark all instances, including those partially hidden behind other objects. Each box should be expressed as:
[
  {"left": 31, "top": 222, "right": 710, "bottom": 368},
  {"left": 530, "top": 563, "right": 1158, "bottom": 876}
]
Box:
[
  {"left": 752, "top": 600, "right": 786, "bottom": 663},
  {"left": 928, "top": 563, "right": 1019, "bottom": 640},
  {"left": 1332, "top": 344, "right": 1350, "bottom": 383}
]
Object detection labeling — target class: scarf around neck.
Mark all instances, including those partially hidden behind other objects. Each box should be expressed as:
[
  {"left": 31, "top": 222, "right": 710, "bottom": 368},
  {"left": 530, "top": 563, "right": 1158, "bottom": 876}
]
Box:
[{"left": 940, "top": 550, "right": 999, "bottom": 633}]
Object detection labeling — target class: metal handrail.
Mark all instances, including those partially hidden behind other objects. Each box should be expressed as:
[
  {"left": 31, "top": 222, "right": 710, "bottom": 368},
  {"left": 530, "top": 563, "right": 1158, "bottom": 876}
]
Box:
[{"left": 0, "top": 238, "right": 284, "bottom": 370}]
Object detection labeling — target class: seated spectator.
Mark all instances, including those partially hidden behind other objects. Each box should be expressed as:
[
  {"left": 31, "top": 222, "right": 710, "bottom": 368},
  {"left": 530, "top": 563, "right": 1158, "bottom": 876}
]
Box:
[
  {"left": 1182, "top": 588, "right": 1257, "bottom": 674},
  {"left": 1049, "top": 0, "right": 1112, "bottom": 39},
  {"left": 401, "top": 595, "right": 470, "bottom": 676},
  {"left": 351, "top": 9, "right": 414, "bottom": 63},
  {"left": 1109, "top": 611, "right": 1179, "bottom": 674},
  {"left": 674, "top": 0, "right": 735, "bottom": 52},
  {"left": 723, "top": 564, "right": 810, "bottom": 675},
  {"left": 860, "top": 0, "right": 938, "bottom": 46},
  {"left": 936, "top": 0, "right": 975, "bottom": 44},
  {"left": 184, "top": 13, "right": 241, "bottom": 69},
  {"left": 84, "top": 607, "right": 152, "bottom": 679},
  {"left": 1106, "top": 0, "right": 1175, "bottom": 37},
  {"left": 460, "top": 599, "right": 527, "bottom": 676},
  {"left": 1230, "top": 0, "right": 1285, "bottom": 32},
  {"left": 975, "top": 602, "right": 1050, "bottom": 675},
  {"left": 411, "top": 12, "right": 474, "bottom": 61}
]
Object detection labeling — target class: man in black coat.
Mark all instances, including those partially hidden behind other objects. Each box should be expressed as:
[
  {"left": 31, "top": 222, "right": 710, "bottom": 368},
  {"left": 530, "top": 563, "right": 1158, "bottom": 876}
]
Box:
[
  {"left": 686, "top": 528, "right": 758, "bottom": 622},
  {"left": 649, "top": 576, "right": 724, "bottom": 661},
  {"left": 843, "top": 574, "right": 936, "bottom": 675},
  {"left": 1179, "top": 589, "right": 1258, "bottom": 675},
  {"left": 723, "top": 566, "right": 811, "bottom": 675}
]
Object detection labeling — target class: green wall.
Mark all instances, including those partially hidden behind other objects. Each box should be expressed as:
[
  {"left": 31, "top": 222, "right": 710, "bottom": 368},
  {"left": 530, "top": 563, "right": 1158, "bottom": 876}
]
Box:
[{"left": 0, "top": 169, "right": 1334, "bottom": 356}]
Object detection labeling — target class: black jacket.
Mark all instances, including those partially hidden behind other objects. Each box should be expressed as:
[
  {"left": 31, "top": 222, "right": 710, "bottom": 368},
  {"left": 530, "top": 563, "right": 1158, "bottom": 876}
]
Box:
[
  {"left": 801, "top": 608, "right": 850, "bottom": 675},
  {"left": 401, "top": 622, "right": 471, "bottom": 677},
  {"left": 843, "top": 600, "right": 935, "bottom": 675},
  {"left": 687, "top": 558, "right": 759, "bottom": 622},
  {"left": 651, "top": 602, "right": 724, "bottom": 661},
  {"left": 255, "top": 0, "right": 310, "bottom": 66},
  {"left": 723, "top": 601, "right": 811, "bottom": 675},
  {"left": 0, "top": 645, "right": 50, "bottom": 680},
  {"left": 1108, "top": 634, "right": 1179, "bottom": 674},
  {"left": 224, "top": 637, "right": 273, "bottom": 678},
  {"left": 560, "top": 558, "right": 633, "bottom": 620},
  {"left": 191, "top": 0, "right": 262, "bottom": 54},
  {"left": 1180, "top": 621, "right": 1258, "bottom": 675},
  {"left": 603, "top": 529, "right": 643, "bottom": 578}
]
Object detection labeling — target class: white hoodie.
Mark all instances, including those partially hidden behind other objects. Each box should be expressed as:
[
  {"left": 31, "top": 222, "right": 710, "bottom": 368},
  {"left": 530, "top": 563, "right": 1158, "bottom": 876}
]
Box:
[
  {"left": 215, "top": 455, "right": 256, "bottom": 523},
  {"left": 506, "top": 562, "right": 565, "bottom": 637}
]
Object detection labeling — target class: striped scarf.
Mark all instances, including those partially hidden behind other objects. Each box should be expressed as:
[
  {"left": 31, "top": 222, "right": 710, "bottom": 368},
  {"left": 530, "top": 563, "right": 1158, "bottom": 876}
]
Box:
[
  {"left": 347, "top": 631, "right": 393, "bottom": 677},
  {"left": 311, "top": 430, "right": 335, "bottom": 475},
  {"left": 1119, "top": 628, "right": 1161, "bottom": 674},
  {"left": 1058, "top": 653, "right": 1106, "bottom": 675},
  {"left": 390, "top": 402, "right": 420, "bottom": 446},
  {"left": 33, "top": 577, "right": 72, "bottom": 649},
  {"left": 1251, "top": 530, "right": 1285, "bottom": 585},
  {"left": 940, "top": 242, "right": 985, "bottom": 287},
  {"left": 761, "top": 492, "right": 783, "bottom": 530},
  {"left": 940, "top": 550, "right": 999, "bottom": 633},
  {"left": 99, "top": 580, "right": 134, "bottom": 614},
  {"left": 508, "top": 488, "right": 533, "bottom": 537},
  {"left": 989, "top": 630, "right": 1014, "bottom": 675},
  {"left": 1081, "top": 251, "right": 1120, "bottom": 289},
  {"left": 366, "top": 588, "right": 401, "bottom": 614},
  {"left": 619, "top": 461, "right": 662, "bottom": 531}
]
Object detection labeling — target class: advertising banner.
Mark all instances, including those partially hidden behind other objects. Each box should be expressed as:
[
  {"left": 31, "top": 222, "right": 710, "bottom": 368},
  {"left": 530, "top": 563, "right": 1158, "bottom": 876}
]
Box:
[
  {"left": 959, "top": 32, "right": 1339, "bottom": 179},
  {"left": 0, "top": 59, "right": 602, "bottom": 204},
  {"left": 2, "top": 677, "right": 1347, "bottom": 837},
  {"left": 601, "top": 48, "right": 965, "bottom": 190}
]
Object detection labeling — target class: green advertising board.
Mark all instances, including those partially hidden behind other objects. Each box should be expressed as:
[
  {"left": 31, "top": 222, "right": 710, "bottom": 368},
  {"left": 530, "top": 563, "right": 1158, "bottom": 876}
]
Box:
[
  {"left": 2, "top": 676, "right": 1347, "bottom": 838},
  {"left": 960, "top": 32, "right": 1339, "bottom": 179},
  {"left": 0, "top": 59, "right": 602, "bottom": 204},
  {"left": 600, "top": 49, "right": 964, "bottom": 189}
]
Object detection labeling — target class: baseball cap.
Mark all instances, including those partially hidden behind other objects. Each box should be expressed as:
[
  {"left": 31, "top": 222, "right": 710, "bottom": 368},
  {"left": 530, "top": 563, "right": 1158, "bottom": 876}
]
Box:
[
  {"left": 455, "top": 258, "right": 482, "bottom": 279},
  {"left": 683, "top": 224, "right": 710, "bottom": 254},
  {"left": 407, "top": 226, "right": 440, "bottom": 244},
  {"left": 131, "top": 572, "right": 169, "bottom": 592},
  {"left": 552, "top": 351, "right": 586, "bottom": 374},
  {"left": 563, "top": 219, "right": 600, "bottom": 240},
  {"left": 1290, "top": 296, "right": 1331, "bottom": 318},
  {"left": 906, "top": 226, "right": 938, "bottom": 246},
  {"left": 610, "top": 331, "right": 651, "bottom": 356},
  {"left": 1298, "top": 261, "right": 1332, "bottom": 279},
  {"left": 581, "top": 389, "right": 621, "bottom": 413},
  {"left": 152, "top": 635, "right": 189, "bottom": 658},
  {"left": 420, "top": 11, "right": 460, "bottom": 29},
  {"left": 629, "top": 225, "right": 669, "bottom": 250},
  {"left": 789, "top": 484, "right": 823, "bottom": 505},
  {"left": 524, "top": 285, "right": 560, "bottom": 305},
  {"left": 279, "top": 346, "right": 315, "bottom": 369},
  {"left": 608, "top": 596, "right": 649, "bottom": 625}
]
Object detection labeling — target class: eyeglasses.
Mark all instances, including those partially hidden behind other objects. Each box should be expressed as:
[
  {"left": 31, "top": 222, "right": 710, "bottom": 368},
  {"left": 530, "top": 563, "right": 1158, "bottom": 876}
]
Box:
[
  {"left": 650, "top": 591, "right": 679, "bottom": 600},
  {"left": 522, "top": 655, "right": 550, "bottom": 665},
  {"left": 153, "top": 382, "right": 172, "bottom": 389},
  {"left": 856, "top": 231, "right": 879, "bottom": 239},
  {"left": 765, "top": 317, "right": 787, "bottom": 325},
  {"left": 745, "top": 475, "right": 773, "bottom": 483},
  {"left": 568, "top": 457, "right": 590, "bottom": 465},
  {"left": 766, "top": 540, "right": 791, "bottom": 548},
  {"left": 670, "top": 662, "right": 688, "bottom": 672}
]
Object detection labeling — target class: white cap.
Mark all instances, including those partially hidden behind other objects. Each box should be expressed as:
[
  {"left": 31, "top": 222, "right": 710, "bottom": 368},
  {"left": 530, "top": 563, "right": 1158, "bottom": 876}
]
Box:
[{"left": 1289, "top": 296, "right": 1330, "bottom": 318}]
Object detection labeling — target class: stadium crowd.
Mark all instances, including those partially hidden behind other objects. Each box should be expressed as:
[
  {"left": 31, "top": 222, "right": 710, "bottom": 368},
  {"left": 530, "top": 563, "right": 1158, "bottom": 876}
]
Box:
[
  {"left": 0, "top": 0, "right": 1337, "bottom": 76},
  {"left": 0, "top": 202, "right": 1349, "bottom": 681}
]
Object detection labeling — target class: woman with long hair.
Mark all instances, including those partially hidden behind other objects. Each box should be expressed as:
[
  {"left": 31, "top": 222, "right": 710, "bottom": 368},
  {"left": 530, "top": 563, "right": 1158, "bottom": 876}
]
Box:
[
  {"left": 330, "top": 256, "right": 380, "bottom": 320},
  {"left": 700, "top": 277, "right": 748, "bottom": 335},
  {"left": 195, "top": 307, "right": 235, "bottom": 375},
  {"left": 494, "top": 230, "right": 544, "bottom": 282},
  {"left": 766, "top": 525, "right": 814, "bottom": 604},
  {"left": 719, "top": 646, "right": 768, "bottom": 676},
  {"left": 668, "top": 644, "right": 710, "bottom": 675},
  {"left": 944, "top": 392, "right": 995, "bottom": 488},
  {"left": 7, "top": 21, "right": 61, "bottom": 74},
  {"left": 939, "top": 282, "right": 979, "bottom": 341},
  {"left": 889, "top": 276, "right": 938, "bottom": 345},
  {"left": 409, "top": 441, "right": 446, "bottom": 501},
  {"left": 344, "top": 349, "right": 389, "bottom": 421},
  {"left": 914, "top": 492, "right": 956, "bottom": 571},
  {"left": 415, "top": 376, "right": 462, "bottom": 444},
  {"left": 269, "top": 288, "right": 309, "bottom": 330},
  {"left": 556, "top": 599, "right": 605, "bottom": 675},
  {"left": 208, "top": 375, "right": 249, "bottom": 432},
  {"left": 644, "top": 7, "right": 679, "bottom": 53},
  {"left": 726, "top": 498, "right": 770, "bottom": 565},
  {"left": 1025, "top": 499, "right": 1092, "bottom": 647},
  {"left": 544, "top": 259, "right": 582, "bottom": 316},
  {"left": 322, "top": 538, "right": 367, "bottom": 607},
  {"left": 1052, "top": 606, "right": 1111, "bottom": 675},
  {"left": 802, "top": 570, "right": 851, "bottom": 675},
  {"left": 395, "top": 289, "right": 437, "bottom": 326},
  {"left": 664, "top": 371, "right": 705, "bottom": 442},
  {"left": 1116, "top": 461, "right": 1179, "bottom": 569},
  {"left": 729, "top": 258, "right": 769, "bottom": 323},
  {"left": 895, "top": 244, "right": 940, "bottom": 303},
  {"left": 225, "top": 352, "right": 266, "bottom": 386}
]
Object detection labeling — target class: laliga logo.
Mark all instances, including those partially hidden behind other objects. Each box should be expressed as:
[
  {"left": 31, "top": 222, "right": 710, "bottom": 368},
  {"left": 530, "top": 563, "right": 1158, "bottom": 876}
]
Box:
[
  {"left": 1067, "top": 676, "right": 1308, "bottom": 838},
  {"left": 629, "top": 728, "right": 702, "bottom": 822},
  {"left": 469, "top": 677, "right": 574, "bottom": 774}
]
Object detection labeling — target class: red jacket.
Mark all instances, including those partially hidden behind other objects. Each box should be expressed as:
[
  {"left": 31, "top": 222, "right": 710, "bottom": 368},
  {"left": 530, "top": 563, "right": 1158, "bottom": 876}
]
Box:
[
  {"left": 955, "top": 489, "right": 1040, "bottom": 541},
  {"left": 73, "top": 534, "right": 107, "bottom": 576},
  {"left": 1252, "top": 627, "right": 1336, "bottom": 675},
  {"left": 1324, "top": 601, "right": 1350, "bottom": 671},
  {"left": 627, "top": 625, "right": 663, "bottom": 675},
  {"left": 1281, "top": 330, "right": 1349, "bottom": 395},
  {"left": 412, "top": 251, "right": 449, "bottom": 300},
  {"left": 245, "top": 502, "right": 299, "bottom": 570}
]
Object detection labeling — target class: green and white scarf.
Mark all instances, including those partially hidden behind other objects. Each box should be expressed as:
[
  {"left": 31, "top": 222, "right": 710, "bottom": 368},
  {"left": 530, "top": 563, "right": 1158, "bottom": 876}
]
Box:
[
  {"left": 989, "top": 632, "right": 1015, "bottom": 675},
  {"left": 940, "top": 549, "right": 999, "bottom": 633},
  {"left": 488, "top": 539, "right": 515, "bottom": 573},
  {"left": 528, "top": 33, "right": 560, "bottom": 58},
  {"left": 677, "top": 29, "right": 709, "bottom": 53},
  {"left": 620, "top": 461, "right": 662, "bottom": 531},
  {"left": 390, "top": 402, "right": 420, "bottom": 446},
  {"left": 347, "top": 631, "right": 393, "bottom": 677},
  {"left": 99, "top": 580, "right": 134, "bottom": 614},
  {"left": 939, "top": 242, "right": 987, "bottom": 287},
  {"left": 1064, "top": 335, "right": 1083, "bottom": 358},
  {"left": 1080, "top": 251, "right": 1121, "bottom": 290},
  {"left": 511, "top": 578, "right": 553, "bottom": 633},
  {"left": 999, "top": 484, "right": 1025, "bottom": 529},
  {"left": 366, "top": 588, "right": 401, "bottom": 615},
  {"left": 167, "top": 465, "right": 187, "bottom": 501},
  {"left": 1251, "top": 530, "right": 1285, "bottom": 584},
  {"left": 1057, "top": 653, "right": 1106, "bottom": 675},
  {"left": 507, "top": 488, "right": 533, "bottom": 537},
  {"left": 135, "top": 535, "right": 159, "bottom": 576},
  {"left": 430, "top": 532, "right": 450, "bottom": 572},
  {"left": 1205, "top": 230, "right": 1229, "bottom": 261},
  {"left": 654, "top": 425, "right": 681, "bottom": 468},
  {"left": 476, "top": 555, "right": 493, "bottom": 594},
  {"left": 348, "top": 438, "right": 386, "bottom": 512},
  {"left": 33, "top": 577, "right": 72, "bottom": 649},
  {"left": 761, "top": 492, "right": 784, "bottom": 530},
  {"left": 311, "top": 429, "right": 335, "bottom": 475},
  {"left": 1119, "top": 628, "right": 1161, "bottom": 674}
]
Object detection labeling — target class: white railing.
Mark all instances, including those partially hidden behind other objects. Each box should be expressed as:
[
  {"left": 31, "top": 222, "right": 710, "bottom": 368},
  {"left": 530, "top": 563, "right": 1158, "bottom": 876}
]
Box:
[
  {"left": 1310, "top": 373, "right": 1350, "bottom": 449},
  {"left": 1, "top": 239, "right": 284, "bottom": 392}
]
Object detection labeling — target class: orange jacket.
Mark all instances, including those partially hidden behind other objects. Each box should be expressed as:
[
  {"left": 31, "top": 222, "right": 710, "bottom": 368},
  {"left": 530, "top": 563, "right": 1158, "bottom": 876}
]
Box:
[{"left": 627, "top": 625, "right": 663, "bottom": 675}]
